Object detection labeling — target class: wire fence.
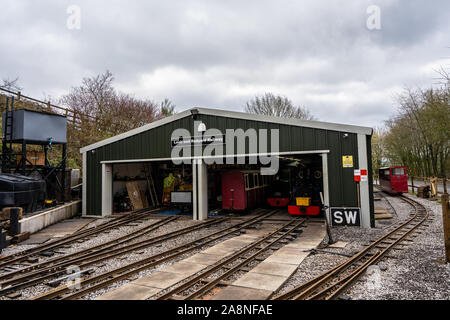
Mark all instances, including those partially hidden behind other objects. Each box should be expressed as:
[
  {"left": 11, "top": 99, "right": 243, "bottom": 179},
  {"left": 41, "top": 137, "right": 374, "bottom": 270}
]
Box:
[{"left": 0, "top": 87, "right": 100, "bottom": 131}]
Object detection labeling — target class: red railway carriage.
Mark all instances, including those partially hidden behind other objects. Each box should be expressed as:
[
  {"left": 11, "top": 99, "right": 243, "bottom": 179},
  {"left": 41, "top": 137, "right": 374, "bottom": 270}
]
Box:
[
  {"left": 221, "top": 170, "right": 268, "bottom": 211},
  {"left": 379, "top": 166, "right": 408, "bottom": 194}
]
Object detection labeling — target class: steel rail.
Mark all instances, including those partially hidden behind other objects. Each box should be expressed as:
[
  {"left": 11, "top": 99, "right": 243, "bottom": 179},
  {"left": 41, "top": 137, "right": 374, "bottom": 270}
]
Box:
[
  {"left": 0, "top": 215, "right": 177, "bottom": 284},
  {"left": 32, "top": 210, "right": 277, "bottom": 300},
  {"left": 320, "top": 196, "right": 428, "bottom": 300},
  {"left": 272, "top": 195, "right": 428, "bottom": 300},
  {"left": 0, "top": 216, "right": 227, "bottom": 295},
  {"left": 0, "top": 208, "right": 158, "bottom": 267},
  {"left": 158, "top": 218, "right": 306, "bottom": 300}
]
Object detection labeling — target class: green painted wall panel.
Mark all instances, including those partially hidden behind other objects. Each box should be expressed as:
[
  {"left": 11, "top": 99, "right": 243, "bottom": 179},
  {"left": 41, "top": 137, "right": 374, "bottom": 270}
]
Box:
[{"left": 86, "top": 113, "right": 368, "bottom": 216}]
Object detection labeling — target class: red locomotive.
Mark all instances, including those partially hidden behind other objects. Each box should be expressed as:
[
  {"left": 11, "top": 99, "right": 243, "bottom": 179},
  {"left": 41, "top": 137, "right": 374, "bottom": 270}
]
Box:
[
  {"left": 379, "top": 166, "right": 408, "bottom": 194},
  {"left": 221, "top": 170, "right": 268, "bottom": 211},
  {"left": 266, "top": 179, "right": 290, "bottom": 207}
]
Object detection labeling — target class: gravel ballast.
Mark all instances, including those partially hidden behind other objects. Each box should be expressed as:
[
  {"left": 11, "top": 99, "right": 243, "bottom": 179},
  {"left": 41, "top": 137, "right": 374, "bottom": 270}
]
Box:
[
  {"left": 277, "top": 192, "right": 450, "bottom": 300},
  {"left": 0, "top": 216, "right": 234, "bottom": 300},
  {"left": 2, "top": 196, "right": 449, "bottom": 300}
]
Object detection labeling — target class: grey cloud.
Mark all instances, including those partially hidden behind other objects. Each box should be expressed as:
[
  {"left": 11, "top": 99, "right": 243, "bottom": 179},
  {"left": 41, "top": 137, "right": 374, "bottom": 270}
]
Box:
[{"left": 0, "top": 0, "right": 449, "bottom": 128}]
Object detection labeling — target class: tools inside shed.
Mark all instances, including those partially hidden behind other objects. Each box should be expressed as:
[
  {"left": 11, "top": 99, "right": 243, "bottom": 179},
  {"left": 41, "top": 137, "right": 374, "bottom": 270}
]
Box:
[
  {"left": 164, "top": 168, "right": 193, "bottom": 214},
  {"left": 111, "top": 162, "right": 192, "bottom": 213}
]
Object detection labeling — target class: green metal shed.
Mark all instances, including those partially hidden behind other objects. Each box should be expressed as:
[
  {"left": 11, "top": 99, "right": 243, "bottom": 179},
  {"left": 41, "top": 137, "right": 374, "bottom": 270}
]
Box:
[{"left": 80, "top": 107, "right": 374, "bottom": 227}]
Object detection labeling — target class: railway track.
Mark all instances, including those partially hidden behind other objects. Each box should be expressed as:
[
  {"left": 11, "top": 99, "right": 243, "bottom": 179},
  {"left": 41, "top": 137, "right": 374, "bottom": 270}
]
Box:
[
  {"left": 157, "top": 217, "right": 306, "bottom": 300},
  {"left": 0, "top": 214, "right": 230, "bottom": 295},
  {"left": 0, "top": 207, "right": 162, "bottom": 269},
  {"left": 271, "top": 195, "right": 429, "bottom": 300},
  {"left": 31, "top": 209, "right": 279, "bottom": 300}
]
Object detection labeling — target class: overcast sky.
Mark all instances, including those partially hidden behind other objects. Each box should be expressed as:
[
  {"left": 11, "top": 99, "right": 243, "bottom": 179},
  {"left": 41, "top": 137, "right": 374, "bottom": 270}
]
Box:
[{"left": 1, "top": 0, "right": 449, "bottom": 128}]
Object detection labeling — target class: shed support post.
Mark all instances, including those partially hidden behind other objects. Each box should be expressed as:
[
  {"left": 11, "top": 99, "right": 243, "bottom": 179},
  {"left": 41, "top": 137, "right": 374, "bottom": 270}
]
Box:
[
  {"left": 193, "top": 159, "right": 208, "bottom": 221},
  {"left": 101, "top": 163, "right": 113, "bottom": 217},
  {"left": 321, "top": 153, "right": 330, "bottom": 222},
  {"left": 82, "top": 152, "right": 87, "bottom": 215},
  {"left": 357, "top": 134, "right": 371, "bottom": 228}
]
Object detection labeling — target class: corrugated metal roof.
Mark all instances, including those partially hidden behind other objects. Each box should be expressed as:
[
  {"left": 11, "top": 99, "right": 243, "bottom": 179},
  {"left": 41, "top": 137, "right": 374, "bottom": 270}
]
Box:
[{"left": 80, "top": 107, "right": 373, "bottom": 153}]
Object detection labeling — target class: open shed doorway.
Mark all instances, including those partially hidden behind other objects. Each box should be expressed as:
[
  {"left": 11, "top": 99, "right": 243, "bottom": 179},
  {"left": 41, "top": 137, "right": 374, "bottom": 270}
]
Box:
[
  {"left": 110, "top": 161, "right": 193, "bottom": 215},
  {"left": 205, "top": 153, "right": 327, "bottom": 219}
]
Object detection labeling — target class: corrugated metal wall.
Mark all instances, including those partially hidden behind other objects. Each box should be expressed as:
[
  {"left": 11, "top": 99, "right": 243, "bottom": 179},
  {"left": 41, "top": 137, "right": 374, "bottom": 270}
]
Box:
[{"left": 85, "top": 113, "right": 369, "bottom": 216}]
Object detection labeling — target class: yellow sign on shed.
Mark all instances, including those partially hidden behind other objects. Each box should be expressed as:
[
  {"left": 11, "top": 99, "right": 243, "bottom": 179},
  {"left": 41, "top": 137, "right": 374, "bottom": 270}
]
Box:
[{"left": 342, "top": 155, "right": 353, "bottom": 168}]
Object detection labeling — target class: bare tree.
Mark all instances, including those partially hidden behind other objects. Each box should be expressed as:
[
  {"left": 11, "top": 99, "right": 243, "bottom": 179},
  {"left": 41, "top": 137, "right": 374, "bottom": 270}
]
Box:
[
  {"left": 371, "top": 127, "right": 388, "bottom": 174},
  {"left": 60, "top": 70, "right": 166, "bottom": 167},
  {"left": 1, "top": 77, "right": 22, "bottom": 91},
  {"left": 384, "top": 84, "right": 449, "bottom": 177},
  {"left": 245, "top": 93, "right": 316, "bottom": 120},
  {"left": 160, "top": 98, "right": 176, "bottom": 116}
]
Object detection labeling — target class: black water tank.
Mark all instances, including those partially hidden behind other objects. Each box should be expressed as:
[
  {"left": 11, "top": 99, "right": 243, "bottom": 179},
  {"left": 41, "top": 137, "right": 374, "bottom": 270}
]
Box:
[{"left": 0, "top": 174, "right": 46, "bottom": 212}]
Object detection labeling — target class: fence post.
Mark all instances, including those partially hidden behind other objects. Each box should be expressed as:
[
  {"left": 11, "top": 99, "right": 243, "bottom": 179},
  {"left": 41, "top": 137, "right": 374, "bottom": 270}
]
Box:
[
  {"left": 411, "top": 176, "right": 414, "bottom": 193},
  {"left": 442, "top": 194, "right": 450, "bottom": 264},
  {"left": 444, "top": 178, "right": 447, "bottom": 194}
]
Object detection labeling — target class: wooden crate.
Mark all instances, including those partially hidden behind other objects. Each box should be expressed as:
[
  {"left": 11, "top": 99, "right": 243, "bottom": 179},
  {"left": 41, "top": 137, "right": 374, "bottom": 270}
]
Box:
[
  {"left": 126, "top": 182, "right": 144, "bottom": 210},
  {"left": 17, "top": 151, "right": 45, "bottom": 166}
]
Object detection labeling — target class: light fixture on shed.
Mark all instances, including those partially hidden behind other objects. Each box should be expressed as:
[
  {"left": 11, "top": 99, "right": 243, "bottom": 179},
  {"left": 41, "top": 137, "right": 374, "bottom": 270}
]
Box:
[
  {"left": 343, "top": 133, "right": 349, "bottom": 139},
  {"left": 197, "top": 122, "right": 206, "bottom": 133},
  {"left": 190, "top": 108, "right": 199, "bottom": 120}
]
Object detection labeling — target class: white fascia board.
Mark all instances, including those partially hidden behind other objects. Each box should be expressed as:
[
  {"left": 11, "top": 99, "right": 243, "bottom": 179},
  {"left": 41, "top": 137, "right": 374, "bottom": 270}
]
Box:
[
  {"left": 196, "top": 107, "right": 373, "bottom": 136},
  {"left": 99, "top": 150, "right": 330, "bottom": 164},
  {"left": 80, "top": 107, "right": 373, "bottom": 153},
  {"left": 79, "top": 110, "right": 192, "bottom": 153}
]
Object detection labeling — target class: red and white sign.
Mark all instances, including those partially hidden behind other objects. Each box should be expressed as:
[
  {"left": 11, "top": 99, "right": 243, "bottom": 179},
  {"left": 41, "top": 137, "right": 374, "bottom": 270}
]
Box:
[{"left": 354, "top": 169, "right": 368, "bottom": 182}]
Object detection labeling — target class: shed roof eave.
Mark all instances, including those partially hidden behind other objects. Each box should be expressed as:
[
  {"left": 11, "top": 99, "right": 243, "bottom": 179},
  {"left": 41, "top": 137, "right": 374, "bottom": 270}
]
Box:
[
  {"left": 79, "top": 109, "right": 192, "bottom": 153},
  {"left": 80, "top": 107, "right": 373, "bottom": 153},
  {"left": 196, "top": 107, "right": 373, "bottom": 136}
]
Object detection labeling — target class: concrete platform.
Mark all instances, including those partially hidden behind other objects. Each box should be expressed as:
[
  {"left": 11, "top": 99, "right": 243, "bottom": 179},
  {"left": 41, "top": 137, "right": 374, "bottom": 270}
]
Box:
[
  {"left": 20, "top": 216, "right": 93, "bottom": 245},
  {"left": 212, "top": 221, "right": 326, "bottom": 300},
  {"left": 19, "top": 201, "right": 82, "bottom": 234},
  {"left": 233, "top": 272, "right": 288, "bottom": 291},
  {"left": 183, "top": 253, "right": 224, "bottom": 265},
  {"left": 162, "top": 261, "right": 208, "bottom": 275},
  {"left": 96, "top": 283, "right": 160, "bottom": 300},
  {"left": 264, "top": 251, "right": 309, "bottom": 265},
  {"left": 95, "top": 233, "right": 260, "bottom": 300},
  {"left": 211, "top": 285, "right": 272, "bottom": 300},
  {"left": 250, "top": 261, "right": 298, "bottom": 277},
  {"left": 133, "top": 271, "right": 187, "bottom": 289}
]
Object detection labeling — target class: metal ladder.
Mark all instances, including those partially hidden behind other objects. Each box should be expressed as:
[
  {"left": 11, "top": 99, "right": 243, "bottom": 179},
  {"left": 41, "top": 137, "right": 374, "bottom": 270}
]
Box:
[
  {"left": 143, "top": 163, "right": 159, "bottom": 207},
  {"left": 2, "top": 96, "right": 14, "bottom": 173}
]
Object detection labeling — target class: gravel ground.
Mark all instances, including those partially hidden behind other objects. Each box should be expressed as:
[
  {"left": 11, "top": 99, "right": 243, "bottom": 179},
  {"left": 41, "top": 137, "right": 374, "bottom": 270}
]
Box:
[
  {"left": 4, "top": 198, "right": 449, "bottom": 300},
  {"left": 0, "top": 216, "right": 233, "bottom": 300},
  {"left": 276, "top": 192, "right": 450, "bottom": 300},
  {"left": 81, "top": 221, "right": 241, "bottom": 300},
  {"left": 348, "top": 194, "right": 450, "bottom": 300}
]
